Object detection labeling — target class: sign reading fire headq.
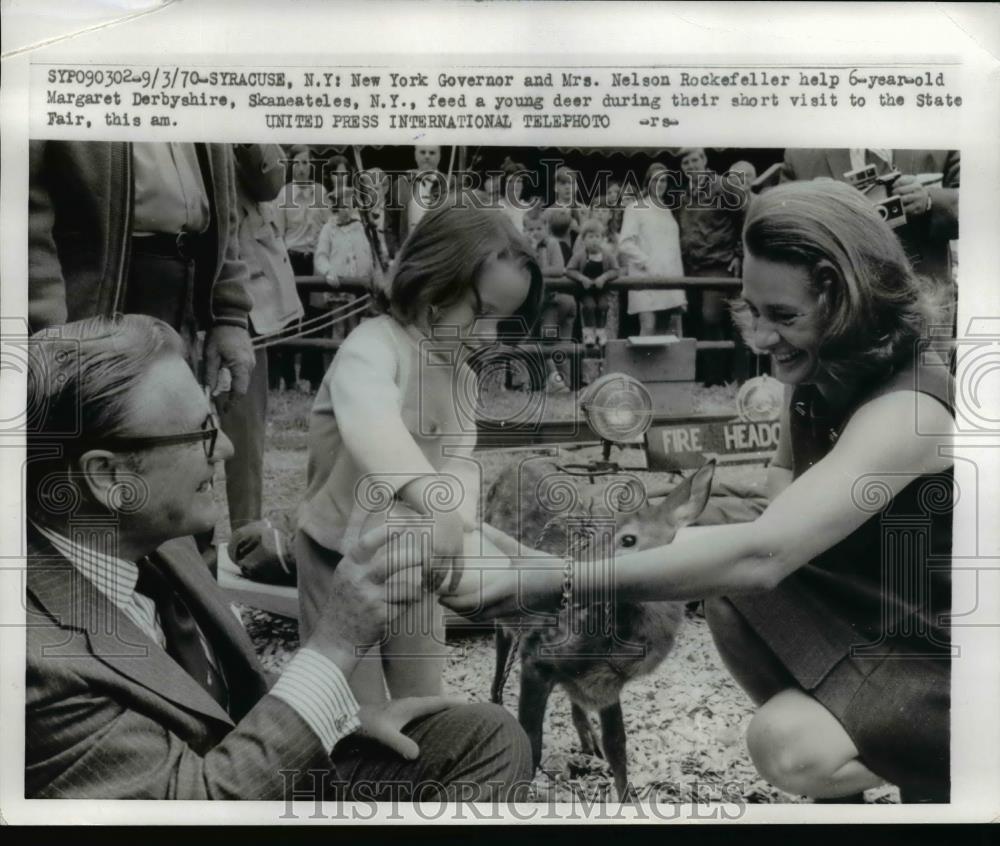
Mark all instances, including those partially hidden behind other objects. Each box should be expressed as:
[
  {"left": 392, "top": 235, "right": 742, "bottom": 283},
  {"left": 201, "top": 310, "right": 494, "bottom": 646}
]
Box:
[
  {"left": 645, "top": 416, "right": 781, "bottom": 470},
  {"left": 645, "top": 375, "right": 786, "bottom": 471}
]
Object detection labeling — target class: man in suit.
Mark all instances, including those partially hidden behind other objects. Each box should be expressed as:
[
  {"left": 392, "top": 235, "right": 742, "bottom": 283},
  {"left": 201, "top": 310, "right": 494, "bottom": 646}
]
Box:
[
  {"left": 29, "top": 140, "right": 256, "bottom": 399},
  {"left": 779, "top": 148, "right": 960, "bottom": 287},
  {"left": 25, "top": 314, "right": 531, "bottom": 800}
]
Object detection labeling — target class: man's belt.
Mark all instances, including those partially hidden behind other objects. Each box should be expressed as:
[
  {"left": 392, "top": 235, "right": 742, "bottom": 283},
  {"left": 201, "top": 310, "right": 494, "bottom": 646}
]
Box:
[{"left": 132, "top": 231, "right": 205, "bottom": 261}]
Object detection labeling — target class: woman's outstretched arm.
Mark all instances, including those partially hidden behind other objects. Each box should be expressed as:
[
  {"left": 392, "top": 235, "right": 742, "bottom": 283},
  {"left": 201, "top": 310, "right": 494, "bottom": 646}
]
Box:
[{"left": 441, "top": 390, "right": 953, "bottom": 619}]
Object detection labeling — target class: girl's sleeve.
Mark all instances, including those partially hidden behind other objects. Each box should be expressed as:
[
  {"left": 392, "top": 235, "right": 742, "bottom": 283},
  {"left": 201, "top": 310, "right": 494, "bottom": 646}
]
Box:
[{"left": 328, "top": 324, "right": 437, "bottom": 497}]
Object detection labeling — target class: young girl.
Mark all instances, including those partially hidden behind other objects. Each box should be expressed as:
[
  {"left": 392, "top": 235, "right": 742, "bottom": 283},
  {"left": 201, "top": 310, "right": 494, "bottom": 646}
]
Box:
[
  {"left": 565, "top": 217, "right": 619, "bottom": 348},
  {"left": 295, "top": 205, "right": 545, "bottom": 704}
]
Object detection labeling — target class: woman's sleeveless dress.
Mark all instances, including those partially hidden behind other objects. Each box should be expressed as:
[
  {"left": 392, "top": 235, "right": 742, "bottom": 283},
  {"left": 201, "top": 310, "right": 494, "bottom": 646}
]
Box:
[{"left": 730, "top": 355, "right": 954, "bottom": 797}]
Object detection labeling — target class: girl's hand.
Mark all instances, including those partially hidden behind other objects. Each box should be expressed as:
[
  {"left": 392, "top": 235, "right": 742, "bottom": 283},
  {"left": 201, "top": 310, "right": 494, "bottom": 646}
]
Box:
[
  {"left": 426, "top": 508, "right": 467, "bottom": 593},
  {"left": 356, "top": 695, "right": 467, "bottom": 760},
  {"left": 437, "top": 558, "right": 522, "bottom": 621},
  {"left": 438, "top": 546, "right": 562, "bottom": 622},
  {"left": 325, "top": 271, "right": 340, "bottom": 288}
]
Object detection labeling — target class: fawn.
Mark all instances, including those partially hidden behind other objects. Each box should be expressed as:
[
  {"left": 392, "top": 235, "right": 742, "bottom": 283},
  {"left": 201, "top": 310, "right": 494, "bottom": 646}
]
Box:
[{"left": 483, "top": 456, "right": 716, "bottom": 797}]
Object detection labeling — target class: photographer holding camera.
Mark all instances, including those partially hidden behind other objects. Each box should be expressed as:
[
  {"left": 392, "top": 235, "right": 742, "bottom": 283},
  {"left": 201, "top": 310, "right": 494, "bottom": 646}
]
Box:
[{"left": 780, "top": 148, "right": 959, "bottom": 290}]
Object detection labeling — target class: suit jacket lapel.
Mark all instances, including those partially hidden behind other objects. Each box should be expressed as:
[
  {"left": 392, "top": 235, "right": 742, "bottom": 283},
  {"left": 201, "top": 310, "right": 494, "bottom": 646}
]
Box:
[{"left": 27, "top": 530, "right": 236, "bottom": 727}]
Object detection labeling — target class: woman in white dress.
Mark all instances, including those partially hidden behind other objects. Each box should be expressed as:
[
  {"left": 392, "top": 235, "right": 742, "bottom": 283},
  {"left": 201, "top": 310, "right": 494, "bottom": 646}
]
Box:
[{"left": 618, "top": 162, "right": 686, "bottom": 335}]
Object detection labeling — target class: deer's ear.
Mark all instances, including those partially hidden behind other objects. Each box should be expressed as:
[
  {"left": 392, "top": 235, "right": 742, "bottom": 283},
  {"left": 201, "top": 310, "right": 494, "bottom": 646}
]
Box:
[{"left": 657, "top": 460, "right": 716, "bottom": 529}]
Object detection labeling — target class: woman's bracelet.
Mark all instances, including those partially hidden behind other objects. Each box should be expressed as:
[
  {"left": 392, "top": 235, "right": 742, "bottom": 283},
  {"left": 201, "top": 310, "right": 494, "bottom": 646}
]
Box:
[{"left": 558, "top": 557, "right": 574, "bottom": 612}]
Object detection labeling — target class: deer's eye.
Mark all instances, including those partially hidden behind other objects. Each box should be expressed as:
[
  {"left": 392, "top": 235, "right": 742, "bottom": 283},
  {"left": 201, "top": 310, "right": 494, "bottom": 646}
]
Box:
[{"left": 619, "top": 534, "right": 637, "bottom": 548}]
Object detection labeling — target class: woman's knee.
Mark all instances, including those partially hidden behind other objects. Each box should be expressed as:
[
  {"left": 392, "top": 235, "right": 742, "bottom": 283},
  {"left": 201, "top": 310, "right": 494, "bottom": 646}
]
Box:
[
  {"left": 745, "top": 692, "right": 855, "bottom": 796},
  {"left": 746, "top": 708, "right": 831, "bottom": 794}
]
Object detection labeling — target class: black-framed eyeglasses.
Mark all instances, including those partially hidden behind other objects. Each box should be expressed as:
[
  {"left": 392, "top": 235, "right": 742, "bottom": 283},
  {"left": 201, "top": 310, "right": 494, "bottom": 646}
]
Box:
[{"left": 69, "top": 413, "right": 220, "bottom": 459}]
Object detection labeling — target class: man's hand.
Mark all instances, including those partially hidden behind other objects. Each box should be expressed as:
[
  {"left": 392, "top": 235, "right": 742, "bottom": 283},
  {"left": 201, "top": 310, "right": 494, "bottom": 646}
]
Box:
[
  {"left": 204, "top": 324, "right": 254, "bottom": 401},
  {"left": 890, "top": 174, "right": 931, "bottom": 217},
  {"left": 356, "top": 695, "right": 467, "bottom": 760},
  {"left": 325, "top": 272, "right": 340, "bottom": 288},
  {"left": 727, "top": 256, "right": 742, "bottom": 277},
  {"left": 307, "top": 528, "right": 425, "bottom": 668}
]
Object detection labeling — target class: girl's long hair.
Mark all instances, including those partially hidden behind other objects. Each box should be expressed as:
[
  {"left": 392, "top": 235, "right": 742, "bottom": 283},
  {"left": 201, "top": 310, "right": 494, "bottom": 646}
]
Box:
[{"left": 736, "top": 180, "right": 952, "bottom": 387}]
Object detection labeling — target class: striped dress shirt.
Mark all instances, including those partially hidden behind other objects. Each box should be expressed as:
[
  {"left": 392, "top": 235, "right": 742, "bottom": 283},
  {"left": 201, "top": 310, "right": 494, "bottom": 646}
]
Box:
[{"left": 33, "top": 523, "right": 360, "bottom": 753}]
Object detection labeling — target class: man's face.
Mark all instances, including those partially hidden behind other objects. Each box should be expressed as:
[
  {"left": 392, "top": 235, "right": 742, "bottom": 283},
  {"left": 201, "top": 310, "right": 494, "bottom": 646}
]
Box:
[
  {"left": 292, "top": 151, "right": 312, "bottom": 183},
  {"left": 680, "top": 149, "right": 708, "bottom": 176},
  {"left": 555, "top": 176, "right": 575, "bottom": 204},
  {"left": 415, "top": 146, "right": 441, "bottom": 171},
  {"left": 118, "top": 357, "right": 234, "bottom": 544}
]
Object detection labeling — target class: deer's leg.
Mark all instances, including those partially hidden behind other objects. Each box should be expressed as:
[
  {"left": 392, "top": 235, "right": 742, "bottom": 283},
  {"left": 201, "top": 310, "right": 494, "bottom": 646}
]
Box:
[
  {"left": 599, "top": 700, "right": 629, "bottom": 799},
  {"left": 517, "top": 658, "right": 555, "bottom": 773},
  {"left": 570, "top": 702, "right": 602, "bottom": 758},
  {"left": 491, "top": 624, "right": 515, "bottom": 705}
]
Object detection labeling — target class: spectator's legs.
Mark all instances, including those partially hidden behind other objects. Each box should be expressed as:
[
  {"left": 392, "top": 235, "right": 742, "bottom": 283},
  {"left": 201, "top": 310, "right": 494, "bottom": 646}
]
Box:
[
  {"left": 331, "top": 703, "right": 533, "bottom": 802},
  {"left": 579, "top": 293, "right": 596, "bottom": 330},
  {"left": 595, "top": 290, "right": 611, "bottom": 329},
  {"left": 662, "top": 308, "right": 685, "bottom": 337},
  {"left": 691, "top": 265, "right": 733, "bottom": 385},
  {"left": 556, "top": 293, "right": 577, "bottom": 344},
  {"left": 124, "top": 250, "right": 199, "bottom": 363},
  {"left": 638, "top": 310, "right": 657, "bottom": 336},
  {"left": 218, "top": 345, "right": 267, "bottom": 531}
]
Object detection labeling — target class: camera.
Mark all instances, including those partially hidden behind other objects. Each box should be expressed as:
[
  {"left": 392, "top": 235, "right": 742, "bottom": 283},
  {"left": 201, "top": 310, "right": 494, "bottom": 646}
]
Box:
[
  {"left": 843, "top": 167, "right": 908, "bottom": 229},
  {"left": 875, "top": 194, "right": 907, "bottom": 229}
]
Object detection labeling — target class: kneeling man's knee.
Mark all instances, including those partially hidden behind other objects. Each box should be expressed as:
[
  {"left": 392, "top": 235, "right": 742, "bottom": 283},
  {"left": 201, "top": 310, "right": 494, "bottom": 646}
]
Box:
[{"left": 440, "top": 703, "right": 533, "bottom": 798}]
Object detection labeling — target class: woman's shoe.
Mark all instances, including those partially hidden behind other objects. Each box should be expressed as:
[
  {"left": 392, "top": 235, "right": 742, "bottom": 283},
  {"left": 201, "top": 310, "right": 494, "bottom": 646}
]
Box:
[
  {"left": 595, "top": 328, "right": 609, "bottom": 348},
  {"left": 582, "top": 327, "right": 597, "bottom": 347}
]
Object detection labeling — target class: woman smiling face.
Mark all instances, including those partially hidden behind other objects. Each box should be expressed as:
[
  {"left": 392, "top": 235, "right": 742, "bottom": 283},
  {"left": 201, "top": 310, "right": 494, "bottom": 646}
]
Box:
[{"left": 740, "top": 253, "right": 825, "bottom": 386}]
